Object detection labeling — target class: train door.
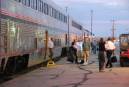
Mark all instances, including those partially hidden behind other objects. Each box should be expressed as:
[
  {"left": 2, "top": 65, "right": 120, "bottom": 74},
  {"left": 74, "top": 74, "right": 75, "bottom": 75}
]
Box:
[{"left": 28, "top": 26, "right": 46, "bottom": 67}]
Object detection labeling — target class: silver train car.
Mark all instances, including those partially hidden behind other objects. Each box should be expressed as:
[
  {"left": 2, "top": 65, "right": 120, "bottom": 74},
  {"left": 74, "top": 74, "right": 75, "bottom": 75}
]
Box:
[{"left": 0, "top": 0, "right": 90, "bottom": 74}]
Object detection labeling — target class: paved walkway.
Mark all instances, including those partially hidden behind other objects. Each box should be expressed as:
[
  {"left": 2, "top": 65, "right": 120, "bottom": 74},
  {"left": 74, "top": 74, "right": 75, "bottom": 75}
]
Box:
[{"left": 0, "top": 54, "right": 129, "bottom": 87}]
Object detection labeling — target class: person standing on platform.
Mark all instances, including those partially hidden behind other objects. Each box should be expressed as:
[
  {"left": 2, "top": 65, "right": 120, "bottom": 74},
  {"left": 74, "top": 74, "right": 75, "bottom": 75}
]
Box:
[
  {"left": 105, "top": 37, "right": 116, "bottom": 68},
  {"left": 72, "top": 40, "right": 78, "bottom": 64},
  {"left": 76, "top": 40, "right": 83, "bottom": 63},
  {"left": 48, "top": 37, "right": 54, "bottom": 59},
  {"left": 92, "top": 40, "right": 97, "bottom": 54},
  {"left": 98, "top": 38, "right": 106, "bottom": 72},
  {"left": 67, "top": 41, "right": 78, "bottom": 63},
  {"left": 82, "top": 37, "right": 91, "bottom": 65}
]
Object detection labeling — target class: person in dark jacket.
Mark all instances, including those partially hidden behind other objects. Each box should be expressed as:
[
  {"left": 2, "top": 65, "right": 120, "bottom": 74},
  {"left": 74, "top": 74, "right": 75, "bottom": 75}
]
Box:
[
  {"left": 67, "top": 42, "right": 78, "bottom": 63},
  {"left": 98, "top": 38, "right": 106, "bottom": 72}
]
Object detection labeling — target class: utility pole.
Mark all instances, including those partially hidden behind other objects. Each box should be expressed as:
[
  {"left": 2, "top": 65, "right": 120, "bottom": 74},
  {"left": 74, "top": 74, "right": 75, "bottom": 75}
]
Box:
[
  {"left": 90, "top": 10, "right": 93, "bottom": 39},
  {"left": 112, "top": 20, "right": 116, "bottom": 40},
  {"left": 66, "top": 7, "right": 70, "bottom": 47}
]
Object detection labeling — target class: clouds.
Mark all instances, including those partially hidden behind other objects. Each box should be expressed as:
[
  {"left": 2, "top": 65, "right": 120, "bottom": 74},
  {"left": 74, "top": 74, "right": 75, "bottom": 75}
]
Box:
[
  {"left": 54, "top": 0, "right": 128, "bottom": 7},
  {"left": 85, "top": 0, "right": 128, "bottom": 7},
  {"left": 117, "top": 20, "right": 129, "bottom": 25},
  {"left": 53, "top": 0, "right": 129, "bottom": 37}
]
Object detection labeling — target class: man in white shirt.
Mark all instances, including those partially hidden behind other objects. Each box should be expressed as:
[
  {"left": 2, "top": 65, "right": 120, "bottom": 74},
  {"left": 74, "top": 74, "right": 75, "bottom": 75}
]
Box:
[
  {"left": 48, "top": 37, "right": 54, "bottom": 58},
  {"left": 105, "top": 37, "right": 116, "bottom": 68},
  {"left": 76, "top": 40, "right": 83, "bottom": 63}
]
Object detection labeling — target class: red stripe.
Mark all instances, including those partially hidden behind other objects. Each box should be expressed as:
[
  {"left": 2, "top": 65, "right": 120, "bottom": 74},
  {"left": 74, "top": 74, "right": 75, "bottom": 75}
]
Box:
[
  {"left": 0, "top": 8, "right": 44, "bottom": 25},
  {"left": 0, "top": 48, "right": 45, "bottom": 58}
]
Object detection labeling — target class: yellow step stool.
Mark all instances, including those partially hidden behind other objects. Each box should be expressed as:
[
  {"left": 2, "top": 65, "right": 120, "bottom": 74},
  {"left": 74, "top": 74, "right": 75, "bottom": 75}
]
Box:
[{"left": 47, "top": 59, "right": 56, "bottom": 68}]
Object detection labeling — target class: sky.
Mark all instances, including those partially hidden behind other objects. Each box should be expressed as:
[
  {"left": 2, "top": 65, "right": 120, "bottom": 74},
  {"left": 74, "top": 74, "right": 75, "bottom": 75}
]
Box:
[{"left": 53, "top": 0, "right": 129, "bottom": 37}]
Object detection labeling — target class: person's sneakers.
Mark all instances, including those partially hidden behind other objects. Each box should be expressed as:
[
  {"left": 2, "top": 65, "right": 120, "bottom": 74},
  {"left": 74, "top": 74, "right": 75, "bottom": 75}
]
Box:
[
  {"left": 106, "top": 65, "right": 112, "bottom": 68},
  {"left": 78, "top": 60, "right": 82, "bottom": 63},
  {"left": 109, "top": 66, "right": 112, "bottom": 68},
  {"left": 83, "top": 62, "right": 88, "bottom": 65},
  {"left": 99, "top": 70, "right": 105, "bottom": 72},
  {"left": 86, "top": 60, "right": 88, "bottom": 64}
]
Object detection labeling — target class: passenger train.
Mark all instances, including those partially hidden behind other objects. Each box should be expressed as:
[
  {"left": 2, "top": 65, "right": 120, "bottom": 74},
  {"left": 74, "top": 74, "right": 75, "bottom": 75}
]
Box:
[{"left": 0, "top": 0, "right": 91, "bottom": 75}]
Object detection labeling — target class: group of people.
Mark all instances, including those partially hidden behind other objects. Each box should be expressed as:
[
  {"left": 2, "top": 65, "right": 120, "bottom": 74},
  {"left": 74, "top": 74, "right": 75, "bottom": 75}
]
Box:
[
  {"left": 48, "top": 36, "right": 116, "bottom": 72},
  {"left": 68, "top": 37, "right": 91, "bottom": 65},
  {"left": 98, "top": 37, "right": 116, "bottom": 72},
  {"left": 68, "top": 37, "right": 116, "bottom": 72}
]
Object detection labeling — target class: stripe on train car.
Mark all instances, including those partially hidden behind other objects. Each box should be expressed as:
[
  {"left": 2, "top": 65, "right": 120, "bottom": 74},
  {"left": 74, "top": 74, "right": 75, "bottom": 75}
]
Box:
[
  {"left": 0, "top": 46, "right": 64, "bottom": 58},
  {"left": 0, "top": 48, "right": 45, "bottom": 58},
  {"left": 0, "top": 9, "right": 44, "bottom": 25}
]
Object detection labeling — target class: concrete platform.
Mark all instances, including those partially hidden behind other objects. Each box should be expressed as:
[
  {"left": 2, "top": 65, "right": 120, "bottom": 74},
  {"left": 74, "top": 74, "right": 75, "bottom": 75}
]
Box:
[{"left": 0, "top": 54, "right": 129, "bottom": 87}]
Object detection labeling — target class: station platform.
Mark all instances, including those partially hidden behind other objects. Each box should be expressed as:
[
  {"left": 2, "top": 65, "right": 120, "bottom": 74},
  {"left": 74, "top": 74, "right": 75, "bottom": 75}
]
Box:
[{"left": 0, "top": 54, "right": 129, "bottom": 87}]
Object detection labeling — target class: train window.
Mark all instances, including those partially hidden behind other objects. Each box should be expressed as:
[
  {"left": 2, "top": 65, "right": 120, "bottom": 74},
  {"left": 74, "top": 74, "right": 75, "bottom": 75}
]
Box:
[
  {"left": 65, "top": 16, "right": 67, "bottom": 23},
  {"left": 44, "top": 3, "right": 46, "bottom": 14},
  {"left": 30, "top": 0, "right": 37, "bottom": 10},
  {"left": 54, "top": 9, "right": 56, "bottom": 18},
  {"left": 21, "top": 0, "right": 30, "bottom": 6},
  {"left": 21, "top": 0, "right": 26, "bottom": 5},
  {"left": 56, "top": 12, "right": 58, "bottom": 20},
  {"left": 64, "top": 15, "right": 65, "bottom": 23},
  {"left": 34, "top": 0, "right": 38, "bottom": 10},
  {"left": 38, "top": 0, "right": 42, "bottom": 12},
  {"left": 47, "top": 5, "right": 49, "bottom": 15},
  {"left": 59, "top": 13, "right": 61, "bottom": 21},
  {"left": 41, "top": 1, "right": 44, "bottom": 13},
  {"left": 44, "top": 3, "right": 49, "bottom": 15},
  {"left": 61, "top": 14, "right": 63, "bottom": 22},
  {"left": 59, "top": 13, "right": 61, "bottom": 20},
  {"left": 50, "top": 7, "right": 53, "bottom": 17},
  {"left": 59, "top": 39, "right": 61, "bottom": 46},
  {"left": 34, "top": 38, "right": 38, "bottom": 49},
  {"left": 30, "top": 0, "right": 34, "bottom": 9},
  {"left": 56, "top": 11, "right": 58, "bottom": 19},
  {"left": 15, "top": 0, "right": 68, "bottom": 24},
  {"left": 26, "top": 0, "right": 30, "bottom": 7},
  {"left": 56, "top": 10, "right": 58, "bottom": 19},
  {"left": 60, "top": 39, "right": 62, "bottom": 46},
  {"left": 65, "top": 34, "right": 68, "bottom": 45},
  {"left": 55, "top": 10, "right": 57, "bottom": 19},
  {"left": 63, "top": 15, "right": 65, "bottom": 22},
  {"left": 62, "top": 15, "right": 64, "bottom": 22},
  {"left": 48, "top": 5, "right": 50, "bottom": 16},
  {"left": 48, "top": 6, "right": 52, "bottom": 16},
  {"left": 52, "top": 8, "right": 54, "bottom": 17},
  {"left": 37, "top": 0, "right": 40, "bottom": 11},
  {"left": 14, "top": 0, "right": 21, "bottom": 2},
  {"left": 54, "top": 39, "right": 56, "bottom": 46},
  {"left": 64, "top": 16, "right": 66, "bottom": 23}
]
